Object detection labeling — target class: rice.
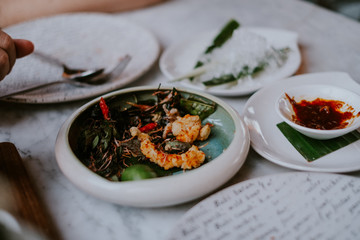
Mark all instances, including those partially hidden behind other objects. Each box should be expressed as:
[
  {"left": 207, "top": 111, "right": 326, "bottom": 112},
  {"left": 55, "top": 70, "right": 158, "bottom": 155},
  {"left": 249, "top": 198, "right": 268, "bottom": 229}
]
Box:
[{"left": 194, "top": 29, "right": 282, "bottom": 85}]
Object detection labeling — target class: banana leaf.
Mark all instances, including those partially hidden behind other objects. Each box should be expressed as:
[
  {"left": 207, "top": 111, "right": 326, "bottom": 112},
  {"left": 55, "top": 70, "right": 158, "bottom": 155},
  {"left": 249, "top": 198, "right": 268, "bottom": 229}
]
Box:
[
  {"left": 194, "top": 19, "right": 240, "bottom": 69},
  {"left": 277, "top": 122, "right": 360, "bottom": 162}
]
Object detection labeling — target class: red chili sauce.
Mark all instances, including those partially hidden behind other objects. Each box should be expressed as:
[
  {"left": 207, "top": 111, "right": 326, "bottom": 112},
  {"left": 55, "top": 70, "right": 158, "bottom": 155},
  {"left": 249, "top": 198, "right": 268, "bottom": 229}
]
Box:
[{"left": 285, "top": 93, "right": 359, "bottom": 130}]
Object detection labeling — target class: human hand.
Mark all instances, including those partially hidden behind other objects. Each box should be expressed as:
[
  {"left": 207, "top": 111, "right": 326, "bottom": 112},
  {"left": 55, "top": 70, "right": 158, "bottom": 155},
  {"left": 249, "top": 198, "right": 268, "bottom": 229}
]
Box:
[{"left": 0, "top": 30, "right": 34, "bottom": 81}]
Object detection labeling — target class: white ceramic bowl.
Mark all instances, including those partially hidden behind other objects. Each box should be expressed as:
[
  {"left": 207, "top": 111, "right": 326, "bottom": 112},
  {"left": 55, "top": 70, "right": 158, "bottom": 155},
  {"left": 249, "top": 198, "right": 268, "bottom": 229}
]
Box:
[
  {"left": 55, "top": 86, "right": 250, "bottom": 207},
  {"left": 276, "top": 84, "right": 360, "bottom": 140}
]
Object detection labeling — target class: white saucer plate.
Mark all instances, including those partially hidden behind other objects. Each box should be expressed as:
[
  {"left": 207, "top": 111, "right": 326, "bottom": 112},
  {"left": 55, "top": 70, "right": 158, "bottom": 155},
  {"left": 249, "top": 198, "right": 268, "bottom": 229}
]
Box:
[
  {"left": 243, "top": 72, "right": 360, "bottom": 172},
  {"left": 160, "top": 27, "right": 301, "bottom": 96},
  {"left": 1, "top": 13, "right": 160, "bottom": 103}
]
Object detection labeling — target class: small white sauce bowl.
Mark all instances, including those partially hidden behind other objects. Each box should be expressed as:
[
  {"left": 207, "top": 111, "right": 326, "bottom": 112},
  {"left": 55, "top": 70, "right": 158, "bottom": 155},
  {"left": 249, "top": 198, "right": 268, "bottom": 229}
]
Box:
[
  {"left": 55, "top": 86, "right": 250, "bottom": 207},
  {"left": 276, "top": 84, "right": 360, "bottom": 140}
]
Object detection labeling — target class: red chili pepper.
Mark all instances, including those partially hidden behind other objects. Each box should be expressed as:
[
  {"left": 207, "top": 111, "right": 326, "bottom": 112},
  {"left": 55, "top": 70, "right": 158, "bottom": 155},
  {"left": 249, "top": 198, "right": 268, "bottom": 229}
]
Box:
[
  {"left": 139, "top": 122, "right": 157, "bottom": 133},
  {"left": 99, "top": 97, "right": 110, "bottom": 120}
]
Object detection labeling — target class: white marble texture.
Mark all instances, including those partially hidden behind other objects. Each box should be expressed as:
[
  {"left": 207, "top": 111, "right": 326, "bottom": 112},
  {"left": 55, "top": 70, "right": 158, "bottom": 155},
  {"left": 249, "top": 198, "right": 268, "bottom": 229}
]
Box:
[{"left": 1, "top": 0, "right": 360, "bottom": 239}]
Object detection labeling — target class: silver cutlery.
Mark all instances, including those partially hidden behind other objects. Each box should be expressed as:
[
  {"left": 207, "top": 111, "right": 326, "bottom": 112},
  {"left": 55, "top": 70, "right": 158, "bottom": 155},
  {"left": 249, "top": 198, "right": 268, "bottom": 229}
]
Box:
[
  {"left": 33, "top": 51, "right": 105, "bottom": 81},
  {"left": 0, "top": 54, "right": 131, "bottom": 99}
]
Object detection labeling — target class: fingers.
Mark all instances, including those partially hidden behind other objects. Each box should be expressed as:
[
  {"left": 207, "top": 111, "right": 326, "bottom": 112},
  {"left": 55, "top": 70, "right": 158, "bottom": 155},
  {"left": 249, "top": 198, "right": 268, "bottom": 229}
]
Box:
[
  {"left": 0, "top": 48, "right": 10, "bottom": 81},
  {"left": 0, "top": 31, "right": 16, "bottom": 80},
  {"left": 13, "top": 39, "right": 34, "bottom": 58},
  {"left": 0, "top": 30, "right": 34, "bottom": 81}
]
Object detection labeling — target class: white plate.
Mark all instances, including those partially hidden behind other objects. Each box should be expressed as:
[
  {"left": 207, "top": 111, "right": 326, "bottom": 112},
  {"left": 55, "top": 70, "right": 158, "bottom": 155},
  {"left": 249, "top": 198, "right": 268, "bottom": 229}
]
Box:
[
  {"left": 159, "top": 27, "right": 301, "bottom": 96},
  {"left": 1, "top": 13, "right": 160, "bottom": 103},
  {"left": 167, "top": 172, "right": 360, "bottom": 240},
  {"left": 243, "top": 72, "right": 360, "bottom": 173}
]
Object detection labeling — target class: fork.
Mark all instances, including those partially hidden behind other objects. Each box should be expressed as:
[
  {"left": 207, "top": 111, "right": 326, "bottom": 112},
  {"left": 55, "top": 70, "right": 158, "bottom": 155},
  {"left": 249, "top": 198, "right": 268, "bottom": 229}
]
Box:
[
  {"left": 33, "top": 51, "right": 105, "bottom": 81},
  {"left": 0, "top": 55, "right": 131, "bottom": 99}
]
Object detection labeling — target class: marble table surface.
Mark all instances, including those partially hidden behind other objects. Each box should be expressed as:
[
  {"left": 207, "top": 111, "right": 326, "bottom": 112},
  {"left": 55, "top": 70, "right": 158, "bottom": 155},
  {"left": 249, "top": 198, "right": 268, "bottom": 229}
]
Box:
[{"left": 1, "top": 0, "right": 360, "bottom": 239}]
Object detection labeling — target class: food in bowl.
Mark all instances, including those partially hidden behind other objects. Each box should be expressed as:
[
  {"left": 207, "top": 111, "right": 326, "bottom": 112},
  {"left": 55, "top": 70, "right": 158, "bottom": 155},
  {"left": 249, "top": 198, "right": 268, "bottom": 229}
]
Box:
[
  {"left": 74, "top": 88, "right": 216, "bottom": 181},
  {"left": 276, "top": 84, "right": 360, "bottom": 140},
  {"left": 56, "top": 86, "right": 249, "bottom": 207},
  {"left": 284, "top": 93, "right": 359, "bottom": 130}
]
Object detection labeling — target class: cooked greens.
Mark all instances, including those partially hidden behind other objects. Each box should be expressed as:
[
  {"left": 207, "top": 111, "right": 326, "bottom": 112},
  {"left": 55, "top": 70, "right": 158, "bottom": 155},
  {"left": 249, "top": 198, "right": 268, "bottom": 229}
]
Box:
[{"left": 76, "top": 88, "right": 216, "bottom": 181}]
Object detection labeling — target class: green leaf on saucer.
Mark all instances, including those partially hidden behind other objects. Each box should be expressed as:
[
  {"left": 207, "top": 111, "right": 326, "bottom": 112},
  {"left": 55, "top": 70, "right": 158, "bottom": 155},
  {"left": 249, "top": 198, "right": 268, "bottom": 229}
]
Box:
[{"left": 276, "top": 122, "right": 360, "bottom": 162}]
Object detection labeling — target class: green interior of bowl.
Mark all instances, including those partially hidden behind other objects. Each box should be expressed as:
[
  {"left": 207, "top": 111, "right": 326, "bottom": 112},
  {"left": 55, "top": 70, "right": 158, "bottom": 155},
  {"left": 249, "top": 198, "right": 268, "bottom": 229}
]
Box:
[{"left": 68, "top": 89, "right": 235, "bottom": 178}]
